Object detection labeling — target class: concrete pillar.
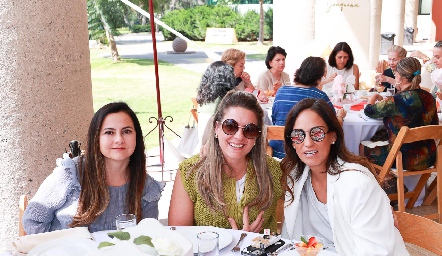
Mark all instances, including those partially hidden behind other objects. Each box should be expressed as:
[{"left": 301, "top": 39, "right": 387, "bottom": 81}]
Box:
[
  {"left": 369, "top": 0, "right": 382, "bottom": 68},
  {"left": 405, "top": 0, "right": 419, "bottom": 42},
  {"left": 0, "top": 0, "right": 93, "bottom": 250},
  {"left": 273, "top": 0, "right": 316, "bottom": 81},
  {"left": 391, "top": 0, "right": 406, "bottom": 45}
]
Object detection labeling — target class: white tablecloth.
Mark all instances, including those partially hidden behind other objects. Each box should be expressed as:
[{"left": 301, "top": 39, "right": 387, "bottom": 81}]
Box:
[{"left": 343, "top": 110, "right": 384, "bottom": 155}]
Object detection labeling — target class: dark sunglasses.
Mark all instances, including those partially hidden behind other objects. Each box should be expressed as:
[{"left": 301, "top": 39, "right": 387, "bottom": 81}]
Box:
[
  {"left": 219, "top": 119, "right": 261, "bottom": 139},
  {"left": 290, "top": 126, "right": 329, "bottom": 144}
]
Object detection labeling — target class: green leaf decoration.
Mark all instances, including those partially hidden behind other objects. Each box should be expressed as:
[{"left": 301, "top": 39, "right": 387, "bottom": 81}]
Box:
[
  {"left": 133, "top": 235, "right": 154, "bottom": 247},
  {"left": 300, "top": 236, "right": 308, "bottom": 244},
  {"left": 107, "top": 231, "right": 130, "bottom": 240},
  {"left": 98, "top": 241, "right": 115, "bottom": 249}
]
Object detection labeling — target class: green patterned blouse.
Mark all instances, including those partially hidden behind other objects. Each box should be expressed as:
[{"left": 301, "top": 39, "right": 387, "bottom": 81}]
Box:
[{"left": 179, "top": 154, "right": 283, "bottom": 232}]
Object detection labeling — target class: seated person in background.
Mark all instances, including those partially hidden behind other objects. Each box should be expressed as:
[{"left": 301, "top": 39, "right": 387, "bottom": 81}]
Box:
[
  {"left": 23, "top": 102, "right": 165, "bottom": 234},
  {"left": 362, "top": 57, "right": 437, "bottom": 194},
  {"left": 270, "top": 56, "right": 346, "bottom": 159},
  {"left": 255, "top": 46, "right": 291, "bottom": 96},
  {"left": 281, "top": 98, "right": 408, "bottom": 255},
  {"left": 196, "top": 61, "right": 236, "bottom": 147},
  {"left": 375, "top": 45, "right": 407, "bottom": 92},
  {"left": 221, "top": 48, "right": 268, "bottom": 103},
  {"left": 168, "top": 91, "right": 283, "bottom": 233},
  {"left": 411, "top": 40, "right": 442, "bottom": 98},
  {"left": 321, "top": 42, "right": 360, "bottom": 91}
]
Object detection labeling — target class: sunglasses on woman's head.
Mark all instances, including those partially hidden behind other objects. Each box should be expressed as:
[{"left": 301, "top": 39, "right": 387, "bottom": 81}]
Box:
[
  {"left": 219, "top": 119, "right": 261, "bottom": 139},
  {"left": 290, "top": 126, "right": 329, "bottom": 144}
]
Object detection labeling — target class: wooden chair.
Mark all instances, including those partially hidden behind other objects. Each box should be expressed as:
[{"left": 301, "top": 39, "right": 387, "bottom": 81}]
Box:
[
  {"left": 19, "top": 195, "right": 28, "bottom": 236},
  {"left": 396, "top": 211, "right": 442, "bottom": 255},
  {"left": 264, "top": 125, "right": 284, "bottom": 156},
  {"left": 263, "top": 125, "right": 285, "bottom": 233},
  {"left": 373, "top": 125, "right": 442, "bottom": 223},
  {"left": 191, "top": 97, "right": 198, "bottom": 109}
]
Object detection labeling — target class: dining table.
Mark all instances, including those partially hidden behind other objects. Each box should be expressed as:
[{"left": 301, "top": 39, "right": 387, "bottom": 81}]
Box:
[{"left": 2, "top": 225, "right": 338, "bottom": 256}]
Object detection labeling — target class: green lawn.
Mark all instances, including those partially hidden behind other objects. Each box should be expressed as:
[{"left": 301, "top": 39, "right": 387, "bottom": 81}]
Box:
[
  {"left": 90, "top": 48, "right": 201, "bottom": 150},
  {"left": 90, "top": 41, "right": 269, "bottom": 150}
]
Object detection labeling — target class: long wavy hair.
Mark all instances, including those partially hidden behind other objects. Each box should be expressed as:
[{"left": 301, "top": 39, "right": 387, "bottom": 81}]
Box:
[
  {"left": 328, "top": 42, "right": 354, "bottom": 70},
  {"left": 191, "top": 91, "right": 273, "bottom": 214},
  {"left": 70, "top": 102, "right": 146, "bottom": 227},
  {"left": 396, "top": 57, "right": 422, "bottom": 91},
  {"left": 294, "top": 57, "right": 326, "bottom": 86},
  {"left": 196, "top": 61, "right": 236, "bottom": 106},
  {"left": 280, "top": 98, "right": 376, "bottom": 205}
]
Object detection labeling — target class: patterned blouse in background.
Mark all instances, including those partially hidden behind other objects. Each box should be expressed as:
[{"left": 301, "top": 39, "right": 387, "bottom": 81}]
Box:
[{"left": 363, "top": 88, "right": 438, "bottom": 170}]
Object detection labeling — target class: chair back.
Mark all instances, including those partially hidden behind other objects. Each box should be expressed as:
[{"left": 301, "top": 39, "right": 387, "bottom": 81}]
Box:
[
  {"left": 375, "top": 125, "right": 442, "bottom": 223},
  {"left": 19, "top": 195, "right": 28, "bottom": 236},
  {"left": 396, "top": 211, "right": 442, "bottom": 254},
  {"left": 191, "top": 98, "right": 198, "bottom": 109},
  {"left": 264, "top": 126, "right": 284, "bottom": 156},
  {"left": 190, "top": 109, "right": 198, "bottom": 123}
]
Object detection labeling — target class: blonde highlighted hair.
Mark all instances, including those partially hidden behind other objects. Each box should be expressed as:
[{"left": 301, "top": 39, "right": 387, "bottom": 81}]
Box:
[
  {"left": 221, "top": 49, "right": 246, "bottom": 67},
  {"left": 387, "top": 45, "right": 407, "bottom": 59},
  {"left": 396, "top": 57, "right": 422, "bottom": 91}
]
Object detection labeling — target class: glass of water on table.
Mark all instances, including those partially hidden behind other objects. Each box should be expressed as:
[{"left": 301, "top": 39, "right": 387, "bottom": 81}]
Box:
[{"left": 115, "top": 214, "right": 136, "bottom": 230}]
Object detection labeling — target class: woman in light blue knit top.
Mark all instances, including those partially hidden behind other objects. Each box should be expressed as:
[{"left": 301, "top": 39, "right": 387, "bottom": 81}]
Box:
[
  {"left": 23, "top": 102, "right": 165, "bottom": 234},
  {"left": 270, "top": 57, "right": 345, "bottom": 158}
]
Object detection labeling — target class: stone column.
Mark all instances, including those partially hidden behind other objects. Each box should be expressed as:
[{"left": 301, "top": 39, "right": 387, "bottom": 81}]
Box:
[
  {"left": 405, "top": 0, "right": 419, "bottom": 42},
  {"left": 391, "top": 0, "right": 406, "bottom": 45},
  {"left": 0, "top": 0, "right": 93, "bottom": 250},
  {"left": 273, "top": 0, "right": 316, "bottom": 81},
  {"left": 369, "top": 0, "right": 382, "bottom": 68}
]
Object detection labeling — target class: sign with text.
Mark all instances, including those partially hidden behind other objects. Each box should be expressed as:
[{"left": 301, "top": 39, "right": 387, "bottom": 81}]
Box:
[
  {"left": 315, "top": 0, "right": 370, "bottom": 71},
  {"left": 205, "top": 28, "right": 238, "bottom": 44}
]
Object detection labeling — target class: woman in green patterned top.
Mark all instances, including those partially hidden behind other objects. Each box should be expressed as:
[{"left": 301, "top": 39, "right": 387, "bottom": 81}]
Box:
[
  {"left": 363, "top": 57, "right": 438, "bottom": 189},
  {"left": 169, "top": 91, "right": 283, "bottom": 232}
]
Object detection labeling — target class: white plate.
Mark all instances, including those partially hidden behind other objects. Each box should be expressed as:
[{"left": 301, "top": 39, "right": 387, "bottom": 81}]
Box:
[
  {"left": 359, "top": 109, "right": 383, "bottom": 120},
  {"left": 28, "top": 238, "right": 96, "bottom": 256},
  {"left": 175, "top": 226, "right": 233, "bottom": 253},
  {"left": 333, "top": 99, "right": 363, "bottom": 107}
]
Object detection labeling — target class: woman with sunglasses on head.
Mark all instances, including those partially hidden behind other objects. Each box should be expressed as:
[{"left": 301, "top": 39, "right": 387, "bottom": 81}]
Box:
[
  {"left": 281, "top": 98, "right": 408, "bottom": 255},
  {"left": 23, "top": 102, "right": 165, "bottom": 234},
  {"left": 169, "top": 91, "right": 282, "bottom": 232},
  {"left": 362, "top": 57, "right": 437, "bottom": 195}
]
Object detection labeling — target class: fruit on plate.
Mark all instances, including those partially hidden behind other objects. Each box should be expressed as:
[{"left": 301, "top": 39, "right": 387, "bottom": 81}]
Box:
[{"left": 294, "top": 236, "right": 324, "bottom": 256}]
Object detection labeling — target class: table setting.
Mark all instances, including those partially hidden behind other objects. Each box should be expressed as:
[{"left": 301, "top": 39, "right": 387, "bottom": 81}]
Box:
[{"left": 2, "top": 218, "right": 339, "bottom": 256}]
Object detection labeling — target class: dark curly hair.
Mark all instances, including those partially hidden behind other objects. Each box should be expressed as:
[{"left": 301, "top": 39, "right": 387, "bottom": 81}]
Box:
[
  {"left": 435, "top": 41, "right": 442, "bottom": 48},
  {"left": 265, "top": 46, "right": 287, "bottom": 69},
  {"left": 294, "top": 57, "right": 326, "bottom": 87},
  {"left": 328, "top": 42, "right": 354, "bottom": 70},
  {"left": 196, "top": 61, "right": 236, "bottom": 106}
]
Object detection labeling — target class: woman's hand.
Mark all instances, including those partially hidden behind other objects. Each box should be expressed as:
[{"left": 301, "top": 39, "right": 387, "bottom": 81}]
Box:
[
  {"left": 273, "top": 80, "right": 282, "bottom": 92},
  {"left": 241, "top": 72, "right": 252, "bottom": 84},
  {"left": 436, "top": 91, "right": 442, "bottom": 100},
  {"left": 258, "top": 93, "right": 269, "bottom": 103},
  {"left": 228, "top": 206, "right": 264, "bottom": 233},
  {"left": 368, "top": 93, "right": 383, "bottom": 105}
]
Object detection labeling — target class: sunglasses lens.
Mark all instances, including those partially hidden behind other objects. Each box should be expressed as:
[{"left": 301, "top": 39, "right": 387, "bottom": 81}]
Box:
[
  {"left": 310, "top": 127, "right": 326, "bottom": 142},
  {"left": 243, "top": 124, "right": 260, "bottom": 139},
  {"left": 222, "top": 119, "right": 238, "bottom": 135},
  {"left": 291, "top": 130, "right": 306, "bottom": 144}
]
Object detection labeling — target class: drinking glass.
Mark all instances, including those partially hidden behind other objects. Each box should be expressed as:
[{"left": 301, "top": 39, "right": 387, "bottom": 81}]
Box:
[
  {"left": 387, "top": 87, "right": 395, "bottom": 96},
  {"left": 115, "top": 214, "right": 136, "bottom": 230},
  {"left": 197, "top": 231, "right": 219, "bottom": 256}
]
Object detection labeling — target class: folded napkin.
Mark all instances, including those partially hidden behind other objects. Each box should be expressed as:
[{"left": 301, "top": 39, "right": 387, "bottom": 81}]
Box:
[{"left": 10, "top": 227, "right": 92, "bottom": 254}]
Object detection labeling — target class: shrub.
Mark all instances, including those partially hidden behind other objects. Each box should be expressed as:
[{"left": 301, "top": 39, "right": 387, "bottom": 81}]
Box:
[
  {"left": 159, "top": 5, "right": 273, "bottom": 42},
  {"left": 131, "top": 24, "right": 151, "bottom": 33}
]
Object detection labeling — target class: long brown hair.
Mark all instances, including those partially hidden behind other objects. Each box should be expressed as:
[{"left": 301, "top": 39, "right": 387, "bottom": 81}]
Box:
[
  {"left": 396, "top": 57, "right": 422, "bottom": 91},
  {"left": 192, "top": 91, "right": 273, "bottom": 214},
  {"left": 280, "top": 98, "right": 376, "bottom": 205},
  {"left": 70, "top": 102, "right": 146, "bottom": 227}
]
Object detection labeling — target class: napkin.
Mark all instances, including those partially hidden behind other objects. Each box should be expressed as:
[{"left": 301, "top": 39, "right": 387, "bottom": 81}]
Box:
[{"left": 10, "top": 227, "right": 92, "bottom": 254}]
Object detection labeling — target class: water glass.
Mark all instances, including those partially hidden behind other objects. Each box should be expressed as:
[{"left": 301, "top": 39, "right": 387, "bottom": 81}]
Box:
[
  {"left": 115, "top": 214, "right": 136, "bottom": 230},
  {"left": 387, "top": 88, "right": 395, "bottom": 96},
  {"left": 197, "top": 231, "right": 219, "bottom": 256}
]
